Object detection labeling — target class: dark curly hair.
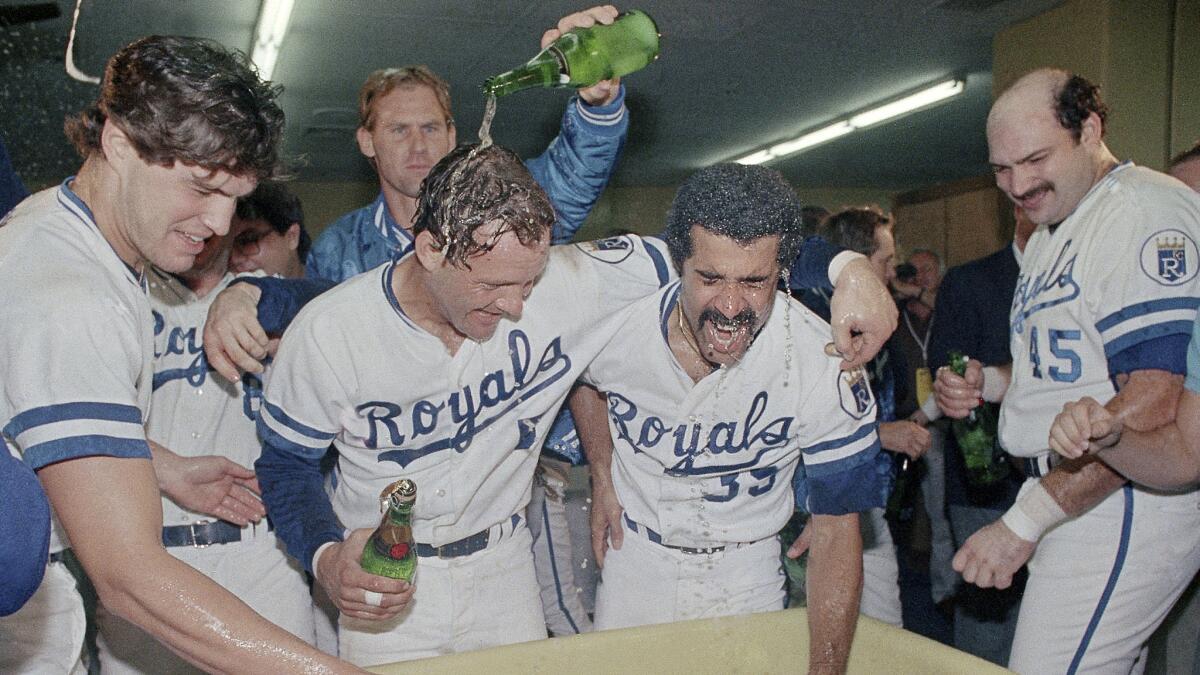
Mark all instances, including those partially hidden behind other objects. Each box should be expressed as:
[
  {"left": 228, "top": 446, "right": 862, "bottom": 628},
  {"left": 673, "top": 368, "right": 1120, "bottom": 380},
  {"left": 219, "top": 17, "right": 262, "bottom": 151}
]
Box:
[
  {"left": 64, "top": 35, "right": 286, "bottom": 179},
  {"left": 663, "top": 163, "right": 804, "bottom": 271},
  {"left": 235, "top": 182, "right": 310, "bottom": 261},
  {"left": 412, "top": 143, "right": 553, "bottom": 267},
  {"left": 1054, "top": 74, "right": 1108, "bottom": 141}
]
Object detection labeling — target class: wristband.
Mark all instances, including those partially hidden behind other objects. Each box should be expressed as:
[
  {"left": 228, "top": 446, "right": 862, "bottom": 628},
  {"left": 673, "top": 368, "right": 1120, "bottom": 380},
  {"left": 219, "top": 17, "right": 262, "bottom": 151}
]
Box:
[
  {"left": 310, "top": 541, "right": 337, "bottom": 577},
  {"left": 981, "top": 366, "right": 1008, "bottom": 403},
  {"left": 827, "top": 251, "right": 866, "bottom": 287},
  {"left": 1000, "top": 480, "right": 1066, "bottom": 542}
]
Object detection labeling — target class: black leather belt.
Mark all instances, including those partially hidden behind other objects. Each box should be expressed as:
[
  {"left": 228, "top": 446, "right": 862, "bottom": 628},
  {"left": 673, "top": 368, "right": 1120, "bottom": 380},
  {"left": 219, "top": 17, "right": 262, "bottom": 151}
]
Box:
[
  {"left": 162, "top": 520, "right": 270, "bottom": 548},
  {"left": 624, "top": 513, "right": 727, "bottom": 555},
  {"left": 415, "top": 514, "right": 521, "bottom": 559}
]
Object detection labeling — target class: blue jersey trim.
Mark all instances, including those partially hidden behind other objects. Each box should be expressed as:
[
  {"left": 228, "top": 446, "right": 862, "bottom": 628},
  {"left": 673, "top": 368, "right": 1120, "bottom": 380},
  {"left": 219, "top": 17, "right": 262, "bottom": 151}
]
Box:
[
  {"left": 58, "top": 179, "right": 143, "bottom": 286},
  {"left": 381, "top": 261, "right": 418, "bottom": 330},
  {"left": 642, "top": 237, "right": 671, "bottom": 288},
  {"left": 1096, "top": 297, "right": 1200, "bottom": 333},
  {"left": 23, "top": 435, "right": 151, "bottom": 471},
  {"left": 803, "top": 436, "right": 882, "bottom": 479},
  {"left": 1102, "top": 321, "right": 1193, "bottom": 362},
  {"left": 261, "top": 401, "right": 337, "bottom": 446},
  {"left": 5, "top": 402, "right": 142, "bottom": 438},
  {"left": 799, "top": 422, "right": 877, "bottom": 457},
  {"left": 658, "top": 283, "right": 680, "bottom": 343},
  {"left": 1068, "top": 484, "right": 1133, "bottom": 674}
]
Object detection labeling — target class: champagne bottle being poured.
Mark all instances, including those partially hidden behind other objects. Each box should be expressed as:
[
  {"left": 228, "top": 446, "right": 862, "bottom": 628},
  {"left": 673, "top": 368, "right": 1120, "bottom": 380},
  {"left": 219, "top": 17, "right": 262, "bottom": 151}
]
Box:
[{"left": 483, "top": 9, "right": 660, "bottom": 98}]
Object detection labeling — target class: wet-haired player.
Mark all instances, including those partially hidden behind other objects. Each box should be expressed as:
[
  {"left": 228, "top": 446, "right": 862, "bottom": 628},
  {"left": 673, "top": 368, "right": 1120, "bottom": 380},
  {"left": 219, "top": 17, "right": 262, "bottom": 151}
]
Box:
[{"left": 0, "top": 36, "right": 354, "bottom": 673}]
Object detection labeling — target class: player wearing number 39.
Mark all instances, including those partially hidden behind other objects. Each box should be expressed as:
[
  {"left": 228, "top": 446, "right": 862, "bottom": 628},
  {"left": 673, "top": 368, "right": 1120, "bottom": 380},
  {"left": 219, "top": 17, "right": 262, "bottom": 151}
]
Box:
[
  {"left": 934, "top": 68, "right": 1200, "bottom": 673},
  {"left": 578, "top": 164, "right": 883, "bottom": 675}
]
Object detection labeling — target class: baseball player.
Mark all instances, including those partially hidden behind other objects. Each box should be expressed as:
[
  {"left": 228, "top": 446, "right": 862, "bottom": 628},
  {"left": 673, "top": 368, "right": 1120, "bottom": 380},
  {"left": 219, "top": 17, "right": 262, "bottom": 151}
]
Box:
[
  {"left": 242, "top": 143, "right": 896, "bottom": 665},
  {"left": 578, "top": 164, "right": 881, "bottom": 674},
  {"left": 302, "top": 8, "right": 630, "bottom": 637},
  {"left": 0, "top": 36, "right": 350, "bottom": 674},
  {"left": 94, "top": 229, "right": 319, "bottom": 672},
  {"left": 936, "top": 69, "right": 1200, "bottom": 673}
]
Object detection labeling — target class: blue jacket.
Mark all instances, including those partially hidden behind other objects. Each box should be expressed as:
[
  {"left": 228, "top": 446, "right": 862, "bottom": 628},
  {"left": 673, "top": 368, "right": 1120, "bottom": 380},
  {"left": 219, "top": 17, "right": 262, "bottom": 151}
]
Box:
[{"left": 306, "top": 87, "right": 629, "bottom": 283}]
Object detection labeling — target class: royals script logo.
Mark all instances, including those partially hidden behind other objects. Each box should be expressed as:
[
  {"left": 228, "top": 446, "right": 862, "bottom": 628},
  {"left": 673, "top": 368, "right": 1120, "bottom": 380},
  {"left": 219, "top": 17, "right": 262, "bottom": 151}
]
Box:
[
  {"left": 363, "top": 329, "right": 572, "bottom": 468},
  {"left": 1011, "top": 239, "right": 1080, "bottom": 335}
]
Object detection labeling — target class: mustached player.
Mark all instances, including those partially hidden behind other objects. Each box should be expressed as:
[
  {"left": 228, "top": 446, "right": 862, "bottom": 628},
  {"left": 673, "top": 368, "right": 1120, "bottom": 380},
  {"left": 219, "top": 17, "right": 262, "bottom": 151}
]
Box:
[
  {"left": 936, "top": 69, "right": 1200, "bottom": 672},
  {"left": 242, "top": 139, "right": 900, "bottom": 664},
  {"left": 578, "top": 164, "right": 881, "bottom": 674}
]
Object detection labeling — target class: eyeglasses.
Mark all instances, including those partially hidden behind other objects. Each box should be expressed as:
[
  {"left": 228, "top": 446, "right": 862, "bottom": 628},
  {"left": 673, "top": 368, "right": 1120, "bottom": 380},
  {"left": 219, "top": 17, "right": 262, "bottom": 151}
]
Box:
[{"left": 232, "top": 227, "right": 276, "bottom": 256}]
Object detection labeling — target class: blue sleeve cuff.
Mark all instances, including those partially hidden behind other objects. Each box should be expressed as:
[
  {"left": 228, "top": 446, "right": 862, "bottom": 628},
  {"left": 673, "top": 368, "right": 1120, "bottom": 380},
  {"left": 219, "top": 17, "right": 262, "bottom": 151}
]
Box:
[
  {"left": 788, "top": 236, "right": 843, "bottom": 292},
  {"left": 255, "top": 437, "right": 344, "bottom": 574},
  {"left": 1107, "top": 333, "right": 1190, "bottom": 378},
  {"left": 571, "top": 85, "right": 627, "bottom": 137},
  {"left": 233, "top": 277, "right": 335, "bottom": 336},
  {"left": 806, "top": 442, "right": 887, "bottom": 515}
]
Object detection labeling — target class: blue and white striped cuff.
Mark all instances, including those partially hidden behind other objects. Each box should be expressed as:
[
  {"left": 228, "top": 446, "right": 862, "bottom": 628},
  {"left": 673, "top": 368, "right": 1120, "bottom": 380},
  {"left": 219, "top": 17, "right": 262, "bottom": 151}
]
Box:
[{"left": 5, "top": 402, "right": 149, "bottom": 469}]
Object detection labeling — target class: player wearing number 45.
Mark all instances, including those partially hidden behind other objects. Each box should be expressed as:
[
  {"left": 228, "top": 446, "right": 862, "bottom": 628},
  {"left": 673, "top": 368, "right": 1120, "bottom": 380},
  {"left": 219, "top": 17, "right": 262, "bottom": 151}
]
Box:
[
  {"left": 935, "top": 69, "right": 1200, "bottom": 673},
  {"left": 577, "top": 164, "right": 883, "bottom": 675}
]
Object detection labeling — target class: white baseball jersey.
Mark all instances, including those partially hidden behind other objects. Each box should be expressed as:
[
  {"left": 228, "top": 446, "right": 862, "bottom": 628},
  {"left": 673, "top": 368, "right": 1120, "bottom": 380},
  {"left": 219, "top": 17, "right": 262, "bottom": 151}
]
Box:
[
  {"left": 146, "top": 269, "right": 267, "bottom": 526},
  {"left": 582, "top": 283, "right": 882, "bottom": 547},
  {"left": 260, "top": 235, "right": 673, "bottom": 547},
  {"left": 0, "top": 181, "right": 152, "bottom": 673},
  {"left": 0, "top": 182, "right": 154, "bottom": 553},
  {"left": 1001, "top": 163, "right": 1200, "bottom": 457}
]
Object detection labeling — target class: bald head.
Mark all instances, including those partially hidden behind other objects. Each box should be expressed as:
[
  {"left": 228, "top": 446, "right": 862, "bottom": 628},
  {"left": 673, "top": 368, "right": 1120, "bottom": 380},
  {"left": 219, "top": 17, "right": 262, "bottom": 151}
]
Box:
[
  {"left": 988, "top": 69, "right": 1067, "bottom": 136},
  {"left": 986, "top": 69, "right": 1115, "bottom": 226}
]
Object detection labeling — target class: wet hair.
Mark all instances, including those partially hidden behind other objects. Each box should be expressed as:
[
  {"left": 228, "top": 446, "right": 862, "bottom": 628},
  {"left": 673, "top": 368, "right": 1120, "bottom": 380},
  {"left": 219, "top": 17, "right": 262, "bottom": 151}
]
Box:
[
  {"left": 1054, "top": 74, "right": 1108, "bottom": 141},
  {"left": 412, "top": 143, "right": 553, "bottom": 267},
  {"left": 235, "top": 181, "right": 310, "bottom": 261},
  {"left": 821, "top": 206, "right": 893, "bottom": 256},
  {"left": 664, "top": 163, "right": 804, "bottom": 270},
  {"left": 64, "top": 35, "right": 285, "bottom": 179},
  {"left": 358, "top": 66, "right": 453, "bottom": 130},
  {"left": 1170, "top": 140, "right": 1200, "bottom": 169}
]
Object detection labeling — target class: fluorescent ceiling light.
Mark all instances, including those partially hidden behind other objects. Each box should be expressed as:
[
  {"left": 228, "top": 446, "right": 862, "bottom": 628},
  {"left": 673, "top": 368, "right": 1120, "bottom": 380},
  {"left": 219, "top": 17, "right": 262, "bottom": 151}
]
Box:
[
  {"left": 250, "top": 0, "right": 295, "bottom": 81},
  {"left": 733, "top": 77, "right": 965, "bottom": 165},
  {"left": 849, "top": 79, "right": 965, "bottom": 128}
]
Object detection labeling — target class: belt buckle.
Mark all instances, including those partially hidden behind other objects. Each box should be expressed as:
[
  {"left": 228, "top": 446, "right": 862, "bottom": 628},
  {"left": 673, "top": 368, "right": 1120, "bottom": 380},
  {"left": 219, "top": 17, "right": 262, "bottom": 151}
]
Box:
[{"left": 189, "top": 520, "right": 211, "bottom": 549}]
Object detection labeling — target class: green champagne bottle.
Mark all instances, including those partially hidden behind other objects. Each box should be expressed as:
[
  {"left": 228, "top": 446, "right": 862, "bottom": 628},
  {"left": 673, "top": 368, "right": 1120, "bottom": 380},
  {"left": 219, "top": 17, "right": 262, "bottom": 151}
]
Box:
[
  {"left": 948, "top": 352, "right": 1010, "bottom": 486},
  {"left": 483, "top": 10, "right": 660, "bottom": 97},
  {"left": 360, "top": 479, "right": 417, "bottom": 581}
]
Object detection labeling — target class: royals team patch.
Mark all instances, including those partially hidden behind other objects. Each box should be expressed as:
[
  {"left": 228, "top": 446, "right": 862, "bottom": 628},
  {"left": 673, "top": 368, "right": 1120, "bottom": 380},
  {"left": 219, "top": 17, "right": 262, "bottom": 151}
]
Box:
[
  {"left": 837, "top": 367, "right": 875, "bottom": 420},
  {"left": 1140, "top": 229, "right": 1198, "bottom": 286},
  {"left": 575, "top": 235, "right": 634, "bottom": 264}
]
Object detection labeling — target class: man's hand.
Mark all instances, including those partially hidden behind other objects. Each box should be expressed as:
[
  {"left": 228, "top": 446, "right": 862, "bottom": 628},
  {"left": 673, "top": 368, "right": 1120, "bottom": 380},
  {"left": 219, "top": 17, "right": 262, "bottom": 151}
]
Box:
[
  {"left": 879, "top": 420, "right": 931, "bottom": 460},
  {"left": 315, "top": 529, "right": 414, "bottom": 620},
  {"left": 785, "top": 520, "right": 812, "bottom": 559},
  {"left": 1049, "top": 396, "right": 1124, "bottom": 459},
  {"left": 543, "top": 5, "right": 622, "bottom": 106},
  {"left": 204, "top": 282, "right": 269, "bottom": 382},
  {"left": 589, "top": 476, "right": 624, "bottom": 567},
  {"left": 151, "top": 442, "right": 265, "bottom": 526},
  {"left": 952, "top": 519, "right": 1035, "bottom": 590},
  {"left": 828, "top": 257, "right": 898, "bottom": 370},
  {"left": 935, "top": 357, "right": 983, "bottom": 419}
]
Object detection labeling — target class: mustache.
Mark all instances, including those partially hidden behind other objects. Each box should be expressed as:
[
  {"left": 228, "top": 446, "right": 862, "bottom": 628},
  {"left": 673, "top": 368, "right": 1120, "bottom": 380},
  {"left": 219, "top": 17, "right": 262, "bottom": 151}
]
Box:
[
  {"left": 1013, "top": 183, "right": 1051, "bottom": 201},
  {"left": 699, "top": 307, "right": 757, "bottom": 330}
]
